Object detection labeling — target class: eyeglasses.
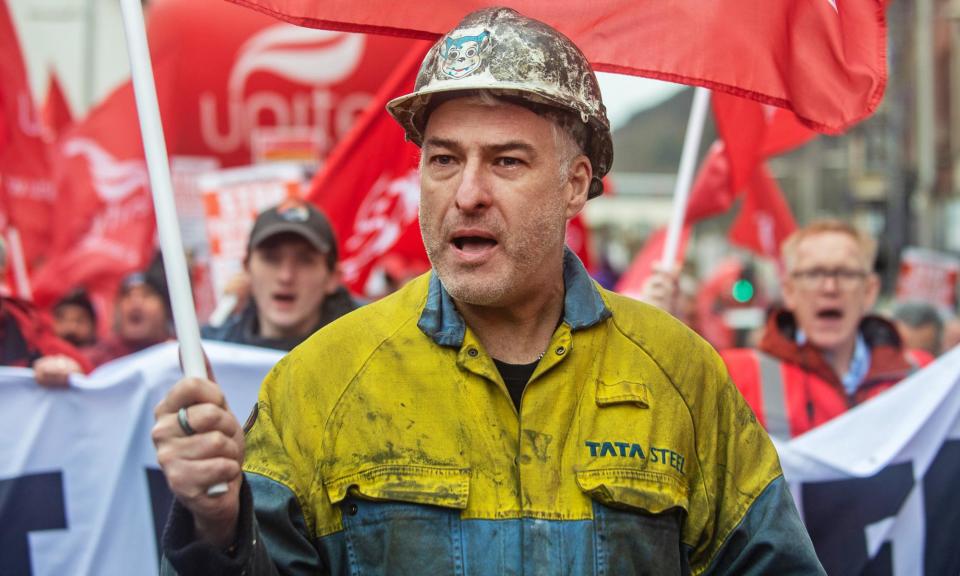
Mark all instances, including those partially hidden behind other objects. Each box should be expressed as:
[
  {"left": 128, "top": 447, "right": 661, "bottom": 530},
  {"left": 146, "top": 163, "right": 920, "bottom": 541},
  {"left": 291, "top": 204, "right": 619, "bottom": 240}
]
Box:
[{"left": 790, "top": 267, "right": 869, "bottom": 290}]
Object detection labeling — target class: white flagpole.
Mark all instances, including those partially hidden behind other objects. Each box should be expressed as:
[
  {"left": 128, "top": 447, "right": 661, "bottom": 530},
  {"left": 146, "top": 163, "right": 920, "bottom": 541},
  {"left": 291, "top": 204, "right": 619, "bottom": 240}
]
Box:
[
  {"left": 659, "top": 87, "right": 711, "bottom": 268},
  {"left": 6, "top": 228, "right": 32, "bottom": 300},
  {"left": 118, "top": 0, "right": 226, "bottom": 495}
]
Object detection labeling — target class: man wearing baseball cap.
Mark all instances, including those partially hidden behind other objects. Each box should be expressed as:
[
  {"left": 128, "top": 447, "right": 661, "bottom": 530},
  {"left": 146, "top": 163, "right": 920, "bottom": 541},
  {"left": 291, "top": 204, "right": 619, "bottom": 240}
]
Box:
[
  {"left": 155, "top": 8, "right": 822, "bottom": 574},
  {"left": 201, "top": 199, "right": 357, "bottom": 351}
]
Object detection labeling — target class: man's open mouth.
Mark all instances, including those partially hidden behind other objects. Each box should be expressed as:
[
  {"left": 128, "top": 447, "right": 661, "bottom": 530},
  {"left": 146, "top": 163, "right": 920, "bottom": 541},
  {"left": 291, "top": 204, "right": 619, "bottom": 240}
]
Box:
[
  {"left": 816, "top": 308, "right": 843, "bottom": 320},
  {"left": 273, "top": 293, "right": 296, "bottom": 304},
  {"left": 452, "top": 236, "right": 498, "bottom": 253}
]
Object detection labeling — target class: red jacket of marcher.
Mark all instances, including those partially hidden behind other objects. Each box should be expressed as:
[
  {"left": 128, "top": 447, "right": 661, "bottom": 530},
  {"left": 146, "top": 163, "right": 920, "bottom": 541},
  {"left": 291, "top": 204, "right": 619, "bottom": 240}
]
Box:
[
  {"left": 721, "top": 309, "right": 932, "bottom": 439},
  {"left": 0, "top": 296, "right": 93, "bottom": 373},
  {"left": 86, "top": 335, "right": 169, "bottom": 369}
]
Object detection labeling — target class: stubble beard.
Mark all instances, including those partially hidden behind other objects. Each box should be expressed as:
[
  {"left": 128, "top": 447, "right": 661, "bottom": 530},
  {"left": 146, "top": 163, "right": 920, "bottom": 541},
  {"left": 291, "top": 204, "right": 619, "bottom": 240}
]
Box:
[{"left": 420, "top": 200, "right": 568, "bottom": 307}]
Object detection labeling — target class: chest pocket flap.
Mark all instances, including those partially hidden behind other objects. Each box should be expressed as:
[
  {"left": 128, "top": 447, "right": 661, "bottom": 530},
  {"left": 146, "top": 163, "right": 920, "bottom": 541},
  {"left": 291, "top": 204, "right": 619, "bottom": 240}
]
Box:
[
  {"left": 596, "top": 379, "right": 650, "bottom": 407},
  {"left": 325, "top": 464, "right": 471, "bottom": 509},
  {"left": 576, "top": 468, "right": 689, "bottom": 516}
]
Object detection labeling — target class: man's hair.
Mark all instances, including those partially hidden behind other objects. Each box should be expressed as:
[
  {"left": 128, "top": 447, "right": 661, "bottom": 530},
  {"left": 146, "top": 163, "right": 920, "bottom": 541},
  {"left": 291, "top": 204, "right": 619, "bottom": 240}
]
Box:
[
  {"left": 781, "top": 219, "right": 877, "bottom": 272},
  {"left": 893, "top": 300, "right": 944, "bottom": 348},
  {"left": 54, "top": 288, "right": 98, "bottom": 324},
  {"left": 422, "top": 92, "right": 586, "bottom": 183}
]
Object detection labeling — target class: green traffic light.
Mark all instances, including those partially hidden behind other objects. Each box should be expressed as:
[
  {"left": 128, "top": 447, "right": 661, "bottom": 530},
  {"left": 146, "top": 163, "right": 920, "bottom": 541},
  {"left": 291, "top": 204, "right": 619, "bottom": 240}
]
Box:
[{"left": 732, "top": 279, "right": 755, "bottom": 303}]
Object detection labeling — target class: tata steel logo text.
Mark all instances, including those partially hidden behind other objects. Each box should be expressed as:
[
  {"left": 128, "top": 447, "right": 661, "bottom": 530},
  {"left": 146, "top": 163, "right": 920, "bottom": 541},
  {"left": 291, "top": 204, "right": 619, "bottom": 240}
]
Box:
[{"left": 199, "top": 26, "right": 371, "bottom": 155}]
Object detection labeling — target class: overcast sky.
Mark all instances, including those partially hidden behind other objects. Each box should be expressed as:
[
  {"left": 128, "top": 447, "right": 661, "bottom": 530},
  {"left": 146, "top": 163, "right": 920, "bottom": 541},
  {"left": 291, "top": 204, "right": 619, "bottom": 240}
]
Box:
[{"left": 596, "top": 73, "right": 686, "bottom": 130}]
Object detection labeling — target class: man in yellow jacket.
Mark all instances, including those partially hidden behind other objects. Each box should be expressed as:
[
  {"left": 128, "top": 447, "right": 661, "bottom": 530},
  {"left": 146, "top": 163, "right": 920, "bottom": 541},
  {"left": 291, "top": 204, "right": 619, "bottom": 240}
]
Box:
[{"left": 153, "top": 7, "right": 824, "bottom": 574}]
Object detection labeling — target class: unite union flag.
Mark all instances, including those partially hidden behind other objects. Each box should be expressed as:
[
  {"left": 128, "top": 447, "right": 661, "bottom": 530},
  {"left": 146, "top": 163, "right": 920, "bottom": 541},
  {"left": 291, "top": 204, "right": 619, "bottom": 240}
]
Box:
[{"left": 228, "top": 0, "right": 887, "bottom": 134}]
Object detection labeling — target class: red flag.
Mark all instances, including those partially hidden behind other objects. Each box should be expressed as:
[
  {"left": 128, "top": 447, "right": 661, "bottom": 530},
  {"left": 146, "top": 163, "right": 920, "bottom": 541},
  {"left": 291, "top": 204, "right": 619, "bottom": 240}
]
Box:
[
  {"left": 230, "top": 0, "right": 886, "bottom": 134},
  {"left": 145, "top": 0, "right": 418, "bottom": 168},
  {"left": 0, "top": 0, "right": 55, "bottom": 270},
  {"left": 614, "top": 226, "right": 691, "bottom": 298},
  {"left": 614, "top": 143, "right": 732, "bottom": 298},
  {"left": 712, "top": 92, "right": 817, "bottom": 195},
  {"left": 762, "top": 108, "right": 818, "bottom": 157},
  {"left": 727, "top": 164, "right": 797, "bottom": 262},
  {"left": 711, "top": 94, "right": 767, "bottom": 194},
  {"left": 684, "top": 142, "right": 738, "bottom": 224},
  {"left": 41, "top": 69, "right": 74, "bottom": 141},
  {"left": 30, "top": 71, "right": 173, "bottom": 320},
  {"left": 306, "top": 42, "right": 433, "bottom": 294}
]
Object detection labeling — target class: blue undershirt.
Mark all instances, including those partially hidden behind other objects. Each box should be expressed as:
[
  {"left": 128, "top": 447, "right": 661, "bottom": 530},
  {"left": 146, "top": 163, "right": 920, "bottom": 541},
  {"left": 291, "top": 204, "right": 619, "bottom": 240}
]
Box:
[{"left": 797, "top": 330, "right": 871, "bottom": 395}]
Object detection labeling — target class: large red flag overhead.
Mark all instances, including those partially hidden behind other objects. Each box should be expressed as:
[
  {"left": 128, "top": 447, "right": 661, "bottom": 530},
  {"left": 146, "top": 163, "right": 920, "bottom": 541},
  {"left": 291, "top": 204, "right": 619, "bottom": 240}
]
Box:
[
  {"left": 231, "top": 0, "right": 886, "bottom": 134},
  {"left": 0, "top": 0, "right": 55, "bottom": 270}
]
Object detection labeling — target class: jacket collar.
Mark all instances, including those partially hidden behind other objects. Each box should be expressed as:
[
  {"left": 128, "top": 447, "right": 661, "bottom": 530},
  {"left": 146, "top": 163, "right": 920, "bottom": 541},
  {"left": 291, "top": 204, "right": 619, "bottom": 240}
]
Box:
[
  {"left": 759, "top": 308, "right": 914, "bottom": 388},
  {"left": 418, "top": 248, "right": 610, "bottom": 348}
]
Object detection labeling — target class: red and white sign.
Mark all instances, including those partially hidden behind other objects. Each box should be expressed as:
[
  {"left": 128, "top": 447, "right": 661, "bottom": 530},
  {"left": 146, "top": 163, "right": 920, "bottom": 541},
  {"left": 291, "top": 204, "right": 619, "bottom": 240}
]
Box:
[
  {"left": 199, "top": 163, "right": 304, "bottom": 298},
  {"left": 896, "top": 247, "right": 960, "bottom": 311}
]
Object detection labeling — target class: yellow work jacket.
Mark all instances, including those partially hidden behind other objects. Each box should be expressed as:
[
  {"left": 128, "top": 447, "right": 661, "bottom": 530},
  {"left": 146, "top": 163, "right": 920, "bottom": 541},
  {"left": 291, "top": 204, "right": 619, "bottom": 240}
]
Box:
[{"left": 163, "top": 251, "right": 824, "bottom": 575}]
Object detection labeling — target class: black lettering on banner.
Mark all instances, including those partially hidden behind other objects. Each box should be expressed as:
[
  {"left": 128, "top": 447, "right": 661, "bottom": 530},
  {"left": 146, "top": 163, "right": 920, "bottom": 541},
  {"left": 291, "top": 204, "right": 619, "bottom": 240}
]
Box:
[
  {"left": 922, "top": 439, "right": 960, "bottom": 575},
  {"left": 802, "top": 462, "right": 913, "bottom": 575},
  {"left": 146, "top": 467, "right": 174, "bottom": 562},
  {"left": 0, "top": 471, "right": 67, "bottom": 576}
]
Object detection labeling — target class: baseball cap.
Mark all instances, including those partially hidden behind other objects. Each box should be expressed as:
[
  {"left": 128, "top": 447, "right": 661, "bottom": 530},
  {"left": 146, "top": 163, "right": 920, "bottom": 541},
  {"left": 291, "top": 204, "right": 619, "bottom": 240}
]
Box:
[{"left": 247, "top": 200, "right": 337, "bottom": 260}]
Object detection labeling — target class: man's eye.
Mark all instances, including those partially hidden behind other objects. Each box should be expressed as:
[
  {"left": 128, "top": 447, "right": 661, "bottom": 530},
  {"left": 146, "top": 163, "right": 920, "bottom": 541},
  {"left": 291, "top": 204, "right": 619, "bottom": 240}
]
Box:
[
  {"left": 296, "top": 252, "right": 319, "bottom": 266},
  {"left": 431, "top": 155, "right": 455, "bottom": 166},
  {"left": 496, "top": 157, "right": 523, "bottom": 167}
]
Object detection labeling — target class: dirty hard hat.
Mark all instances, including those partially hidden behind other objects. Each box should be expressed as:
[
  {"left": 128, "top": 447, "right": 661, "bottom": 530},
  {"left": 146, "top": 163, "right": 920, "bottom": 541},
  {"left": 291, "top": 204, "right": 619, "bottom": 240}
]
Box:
[{"left": 387, "top": 7, "right": 613, "bottom": 199}]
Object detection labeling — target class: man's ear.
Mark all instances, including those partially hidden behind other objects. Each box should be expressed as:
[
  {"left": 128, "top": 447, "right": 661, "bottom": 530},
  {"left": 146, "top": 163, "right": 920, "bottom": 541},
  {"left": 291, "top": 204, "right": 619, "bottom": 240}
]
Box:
[
  {"left": 325, "top": 262, "right": 343, "bottom": 295},
  {"left": 863, "top": 272, "right": 880, "bottom": 311},
  {"left": 564, "top": 154, "right": 591, "bottom": 220},
  {"left": 781, "top": 274, "right": 799, "bottom": 313}
]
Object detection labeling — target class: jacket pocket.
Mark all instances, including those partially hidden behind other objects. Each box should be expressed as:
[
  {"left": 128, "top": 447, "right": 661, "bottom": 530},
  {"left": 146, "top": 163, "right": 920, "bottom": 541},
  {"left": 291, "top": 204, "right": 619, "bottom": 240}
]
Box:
[
  {"left": 576, "top": 469, "right": 690, "bottom": 576},
  {"left": 325, "top": 464, "right": 470, "bottom": 576}
]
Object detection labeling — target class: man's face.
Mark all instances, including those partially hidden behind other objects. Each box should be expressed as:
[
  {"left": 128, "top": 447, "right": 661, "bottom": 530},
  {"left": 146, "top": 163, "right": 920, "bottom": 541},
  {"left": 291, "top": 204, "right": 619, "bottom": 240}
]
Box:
[
  {"left": 419, "top": 98, "right": 589, "bottom": 307},
  {"left": 782, "top": 232, "right": 879, "bottom": 354},
  {"left": 117, "top": 285, "right": 169, "bottom": 346},
  {"left": 246, "top": 235, "right": 338, "bottom": 339},
  {"left": 54, "top": 305, "right": 96, "bottom": 348}
]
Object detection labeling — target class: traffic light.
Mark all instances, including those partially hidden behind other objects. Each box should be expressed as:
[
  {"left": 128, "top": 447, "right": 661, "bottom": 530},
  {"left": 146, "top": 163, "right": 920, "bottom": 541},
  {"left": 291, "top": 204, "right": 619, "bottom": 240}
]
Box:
[{"left": 731, "top": 264, "right": 756, "bottom": 304}]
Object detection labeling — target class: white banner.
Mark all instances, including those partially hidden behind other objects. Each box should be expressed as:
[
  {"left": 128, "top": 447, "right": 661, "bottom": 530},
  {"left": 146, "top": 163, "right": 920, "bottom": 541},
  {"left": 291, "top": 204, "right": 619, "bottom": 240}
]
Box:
[
  {"left": 1, "top": 342, "right": 958, "bottom": 575},
  {"left": 0, "top": 342, "right": 281, "bottom": 576}
]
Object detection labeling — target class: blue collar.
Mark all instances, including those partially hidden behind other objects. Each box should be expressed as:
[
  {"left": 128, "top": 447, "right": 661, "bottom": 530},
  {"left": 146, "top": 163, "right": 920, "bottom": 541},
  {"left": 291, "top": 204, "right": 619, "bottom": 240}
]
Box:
[
  {"left": 418, "top": 248, "right": 611, "bottom": 347},
  {"left": 796, "top": 329, "right": 872, "bottom": 394}
]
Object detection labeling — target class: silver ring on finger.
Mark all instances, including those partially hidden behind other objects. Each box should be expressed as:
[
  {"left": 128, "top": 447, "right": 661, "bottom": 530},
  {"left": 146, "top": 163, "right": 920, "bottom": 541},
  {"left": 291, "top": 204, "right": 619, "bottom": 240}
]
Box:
[{"left": 177, "top": 406, "right": 196, "bottom": 436}]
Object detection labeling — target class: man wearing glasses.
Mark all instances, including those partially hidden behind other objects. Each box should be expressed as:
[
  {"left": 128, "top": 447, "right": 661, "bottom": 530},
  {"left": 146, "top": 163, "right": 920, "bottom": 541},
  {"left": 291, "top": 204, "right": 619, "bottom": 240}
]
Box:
[{"left": 723, "top": 220, "right": 930, "bottom": 439}]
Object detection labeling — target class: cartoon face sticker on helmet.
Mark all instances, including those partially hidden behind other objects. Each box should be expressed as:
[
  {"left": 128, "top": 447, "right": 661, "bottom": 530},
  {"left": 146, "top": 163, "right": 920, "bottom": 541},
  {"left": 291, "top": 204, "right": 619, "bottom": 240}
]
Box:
[{"left": 438, "top": 30, "right": 490, "bottom": 79}]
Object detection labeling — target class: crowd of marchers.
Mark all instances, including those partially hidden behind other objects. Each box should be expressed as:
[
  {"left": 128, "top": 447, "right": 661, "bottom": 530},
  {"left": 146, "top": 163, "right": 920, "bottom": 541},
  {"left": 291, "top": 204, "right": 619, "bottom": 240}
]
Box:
[
  {"left": 0, "top": 203, "right": 950, "bottom": 443},
  {"left": 0, "top": 198, "right": 359, "bottom": 385}
]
